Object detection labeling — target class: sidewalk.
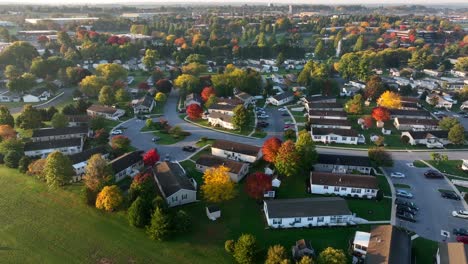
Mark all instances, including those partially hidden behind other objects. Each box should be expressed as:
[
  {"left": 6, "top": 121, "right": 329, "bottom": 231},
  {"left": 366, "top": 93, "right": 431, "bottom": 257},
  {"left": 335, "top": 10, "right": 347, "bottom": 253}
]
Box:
[{"left": 379, "top": 167, "right": 397, "bottom": 226}]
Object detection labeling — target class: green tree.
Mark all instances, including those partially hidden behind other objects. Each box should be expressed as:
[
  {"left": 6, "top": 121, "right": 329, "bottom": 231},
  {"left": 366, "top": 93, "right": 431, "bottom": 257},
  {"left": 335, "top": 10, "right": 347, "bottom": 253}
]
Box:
[
  {"left": 317, "top": 247, "right": 346, "bottom": 264},
  {"left": 0, "top": 41, "right": 39, "bottom": 70},
  {"left": 344, "top": 94, "right": 363, "bottom": 114},
  {"left": 368, "top": 147, "right": 393, "bottom": 167},
  {"left": 276, "top": 52, "right": 285, "bottom": 67},
  {"left": 7, "top": 73, "right": 36, "bottom": 94},
  {"left": 295, "top": 130, "right": 318, "bottom": 172},
  {"left": 257, "top": 32, "right": 267, "bottom": 48},
  {"left": 98, "top": 85, "right": 115, "bottom": 106},
  {"left": 18, "top": 156, "right": 31, "bottom": 173},
  {"left": 353, "top": 35, "right": 365, "bottom": 52},
  {"left": 43, "top": 151, "right": 74, "bottom": 187},
  {"left": 225, "top": 240, "right": 236, "bottom": 254},
  {"left": 95, "top": 63, "right": 127, "bottom": 84},
  {"left": 51, "top": 112, "right": 69, "bottom": 128},
  {"left": 275, "top": 140, "right": 300, "bottom": 177},
  {"left": 143, "top": 49, "right": 159, "bottom": 71},
  {"left": 314, "top": 40, "right": 326, "bottom": 60},
  {"left": 265, "top": 244, "right": 289, "bottom": 264},
  {"left": 127, "top": 196, "right": 151, "bottom": 227},
  {"left": 4, "top": 150, "right": 22, "bottom": 168},
  {"left": 155, "top": 92, "right": 167, "bottom": 102},
  {"left": 439, "top": 117, "right": 459, "bottom": 130},
  {"left": 233, "top": 234, "right": 257, "bottom": 264},
  {"left": 4, "top": 64, "right": 21, "bottom": 79},
  {"left": 232, "top": 105, "right": 249, "bottom": 131},
  {"left": 173, "top": 210, "right": 191, "bottom": 233},
  {"left": 83, "top": 154, "right": 113, "bottom": 193},
  {"left": 448, "top": 124, "right": 465, "bottom": 145},
  {"left": 205, "top": 94, "right": 217, "bottom": 108},
  {"left": 0, "top": 106, "right": 14, "bottom": 127},
  {"left": 0, "top": 138, "right": 23, "bottom": 155},
  {"left": 79, "top": 75, "right": 107, "bottom": 97},
  {"left": 16, "top": 105, "right": 42, "bottom": 129},
  {"left": 454, "top": 57, "right": 468, "bottom": 72},
  {"left": 297, "top": 256, "right": 313, "bottom": 264},
  {"left": 174, "top": 74, "right": 200, "bottom": 96},
  {"left": 146, "top": 207, "right": 172, "bottom": 241},
  {"left": 115, "top": 88, "right": 130, "bottom": 103}
]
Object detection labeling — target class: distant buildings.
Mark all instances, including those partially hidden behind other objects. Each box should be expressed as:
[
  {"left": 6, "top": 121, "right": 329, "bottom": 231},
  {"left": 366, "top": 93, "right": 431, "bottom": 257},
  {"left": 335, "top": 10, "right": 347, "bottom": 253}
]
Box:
[{"left": 25, "top": 17, "right": 99, "bottom": 25}]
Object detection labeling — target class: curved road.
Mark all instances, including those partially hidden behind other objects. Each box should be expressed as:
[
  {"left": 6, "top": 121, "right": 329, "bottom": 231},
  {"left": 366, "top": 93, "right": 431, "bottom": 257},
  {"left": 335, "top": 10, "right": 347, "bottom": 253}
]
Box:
[{"left": 9, "top": 88, "right": 74, "bottom": 114}]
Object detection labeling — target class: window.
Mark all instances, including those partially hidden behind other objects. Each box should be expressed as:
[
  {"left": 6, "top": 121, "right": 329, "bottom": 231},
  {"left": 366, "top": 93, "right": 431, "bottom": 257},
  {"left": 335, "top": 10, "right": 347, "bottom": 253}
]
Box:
[
  {"left": 334, "top": 187, "right": 340, "bottom": 192},
  {"left": 323, "top": 186, "right": 328, "bottom": 189},
  {"left": 294, "top": 218, "right": 301, "bottom": 223},
  {"left": 317, "top": 217, "right": 324, "bottom": 222},
  {"left": 273, "top": 219, "right": 282, "bottom": 225},
  {"left": 307, "top": 217, "right": 314, "bottom": 221},
  {"left": 341, "top": 187, "right": 347, "bottom": 191},
  {"left": 351, "top": 188, "right": 362, "bottom": 194},
  {"left": 182, "top": 194, "right": 188, "bottom": 200},
  {"left": 330, "top": 136, "right": 338, "bottom": 140},
  {"left": 342, "top": 136, "right": 347, "bottom": 140},
  {"left": 172, "top": 196, "right": 178, "bottom": 202}
]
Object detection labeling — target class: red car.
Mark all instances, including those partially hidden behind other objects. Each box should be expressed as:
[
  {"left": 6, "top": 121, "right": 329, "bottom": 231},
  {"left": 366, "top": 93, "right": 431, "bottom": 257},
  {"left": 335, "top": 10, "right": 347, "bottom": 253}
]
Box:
[{"left": 457, "top": 235, "right": 468, "bottom": 244}]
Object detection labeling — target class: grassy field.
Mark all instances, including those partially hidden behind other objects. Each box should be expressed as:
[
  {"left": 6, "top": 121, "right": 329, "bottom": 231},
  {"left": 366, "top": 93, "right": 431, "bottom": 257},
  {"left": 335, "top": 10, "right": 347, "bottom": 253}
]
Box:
[
  {"left": 412, "top": 237, "right": 437, "bottom": 264},
  {"left": 394, "top": 183, "right": 411, "bottom": 189},
  {"left": 427, "top": 160, "right": 468, "bottom": 178},
  {"left": 152, "top": 131, "right": 187, "bottom": 145},
  {"left": 413, "top": 160, "right": 429, "bottom": 168}
]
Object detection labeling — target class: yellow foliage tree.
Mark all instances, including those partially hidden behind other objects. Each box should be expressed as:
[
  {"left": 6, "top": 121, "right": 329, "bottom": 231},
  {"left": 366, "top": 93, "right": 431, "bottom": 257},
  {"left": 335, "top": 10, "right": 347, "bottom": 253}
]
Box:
[
  {"left": 201, "top": 166, "right": 236, "bottom": 203},
  {"left": 95, "top": 185, "right": 123, "bottom": 212},
  {"left": 377, "top": 91, "right": 401, "bottom": 109}
]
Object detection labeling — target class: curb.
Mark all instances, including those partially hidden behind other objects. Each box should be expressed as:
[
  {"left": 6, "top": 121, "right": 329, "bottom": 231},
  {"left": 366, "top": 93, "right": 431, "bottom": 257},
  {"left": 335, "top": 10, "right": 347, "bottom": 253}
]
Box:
[{"left": 380, "top": 167, "right": 396, "bottom": 226}]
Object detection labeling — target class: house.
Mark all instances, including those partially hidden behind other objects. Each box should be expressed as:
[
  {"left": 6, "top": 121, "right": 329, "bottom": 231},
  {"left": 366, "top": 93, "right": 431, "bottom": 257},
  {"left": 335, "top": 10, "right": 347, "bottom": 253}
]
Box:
[
  {"left": 235, "top": 91, "right": 254, "bottom": 105},
  {"left": 390, "top": 109, "right": 432, "bottom": 120},
  {"left": 401, "top": 130, "right": 450, "bottom": 147},
  {"left": 207, "top": 111, "right": 235, "bottom": 130},
  {"left": 87, "top": 104, "right": 125, "bottom": 120},
  {"left": 208, "top": 101, "right": 241, "bottom": 116},
  {"left": 132, "top": 94, "right": 155, "bottom": 114},
  {"left": 311, "top": 128, "right": 359, "bottom": 145},
  {"left": 268, "top": 92, "right": 294, "bottom": 106},
  {"left": 185, "top": 93, "right": 203, "bottom": 107},
  {"left": 66, "top": 115, "right": 90, "bottom": 127},
  {"left": 308, "top": 110, "right": 347, "bottom": 120},
  {"left": 0, "top": 90, "right": 21, "bottom": 102},
  {"left": 426, "top": 94, "right": 456, "bottom": 109},
  {"left": 68, "top": 146, "right": 109, "bottom": 181},
  {"left": 461, "top": 101, "right": 468, "bottom": 110},
  {"left": 393, "top": 118, "right": 439, "bottom": 131},
  {"left": 301, "top": 95, "right": 336, "bottom": 104},
  {"left": 424, "top": 69, "right": 442, "bottom": 77},
  {"left": 341, "top": 85, "right": 361, "bottom": 97},
  {"left": 211, "top": 139, "right": 262, "bottom": 163},
  {"left": 291, "top": 239, "right": 315, "bottom": 260},
  {"left": 353, "top": 225, "right": 412, "bottom": 263},
  {"left": 461, "top": 160, "right": 468, "bottom": 171},
  {"left": 109, "top": 151, "right": 144, "bottom": 182},
  {"left": 310, "top": 172, "right": 379, "bottom": 199},
  {"left": 315, "top": 154, "right": 372, "bottom": 174},
  {"left": 153, "top": 161, "right": 197, "bottom": 207},
  {"left": 31, "top": 126, "right": 90, "bottom": 142},
  {"left": 305, "top": 102, "right": 343, "bottom": 112},
  {"left": 23, "top": 88, "right": 51, "bottom": 103},
  {"left": 263, "top": 197, "right": 354, "bottom": 228},
  {"left": 400, "top": 96, "right": 420, "bottom": 110},
  {"left": 195, "top": 154, "right": 249, "bottom": 183},
  {"left": 309, "top": 119, "right": 352, "bottom": 130},
  {"left": 436, "top": 243, "right": 468, "bottom": 264},
  {"left": 24, "top": 138, "right": 84, "bottom": 158}
]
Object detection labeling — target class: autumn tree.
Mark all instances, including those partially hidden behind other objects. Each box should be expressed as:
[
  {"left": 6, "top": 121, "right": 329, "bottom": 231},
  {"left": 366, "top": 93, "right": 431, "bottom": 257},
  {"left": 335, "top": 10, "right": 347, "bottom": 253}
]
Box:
[
  {"left": 95, "top": 63, "right": 127, "bottom": 84},
  {"left": 0, "top": 124, "right": 16, "bottom": 140},
  {"left": 174, "top": 74, "right": 200, "bottom": 95},
  {"left": 233, "top": 234, "right": 257, "bottom": 264},
  {"left": 232, "top": 105, "right": 249, "bottom": 131},
  {"left": 448, "top": 124, "right": 465, "bottom": 145},
  {"left": 262, "top": 137, "right": 282, "bottom": 163},
  {"left": 155, "top": 92, "right": 167, "bottom": 102},
  {"left": 115, "top": 88, "right": 130, "bottom": 103},
  {"left": 201, "top": 166, "right": 236, "bottom": 203},
  {"left": 439, "top": 117, "right": 459, "bottom": 130},
  {"left": 201, "top": 86, "right": 216, "bottom": 102},
  {"left": 98, "top": 85, "right": 115, "bottom": 106},
  {"left": 143, "top": 148, "right": 160, "bottom": 166},
  {"left": 377, "top": 91, "right": 401, "bottom": 109},
  {"left": 51, "top": 113, "right": 69, "bottom": 128},
  {"left": 344, "top": 94, "right": 363, "bottom": 114},
  {"left": 95, "top": 185, "right": 123, "bottom": 211},
  {"left": 128, "top": 172, "right": 157, "bottom": 202},
  {"left": 205, "top": 94, "right": 217, "bottom": 108},
  {"left": 265, "top": 245, "right": 289, "bottom": 264},
  {"left": 297, "top": 256, "right": 313, "bottom": 264},
  {"left": 275, "top": 140, "right": 300, "bottom": 177},
  {"left": 0, "top": 106, "right": 14, "bottom": 127},
  {"left": 110, "top": 135, "right": 131, "bottom": 151},
  {"left": 365, "top": 76, "right": 385, "bottom": 100},
  {"left": 371, "top": 107, "right": 390, "bottom": 122},
  {"left": 317, "top": 247, "right": 346, "bottom": 264},
  {"left": 142, "top": 49, "right": 159, "bottom": 71},
  {"left": 43, "top": 151, "right": 74, "bottom": 187},
  {"left": 83, "top": 154, "right": 113, "bottom": 192},
  {"left": 79, "top": 75, "right": 106, "bottom": 97},
  {"left": 368, "top": 147, "right": 393, "bottom": 167},
  {"left": 186, "top": 103, "right": 203, "bottom": 120},
  {"left": 295, "top": 130, "right": 318, "bottom": 172},
  {"left": 155, "top": 79, "right": 173, "bottom": 93},
  {"left": 244, "top": 172, "right": 272, "bottom": 200},
  {"left": 362, "top": 116, "right": 373, "bottom": 129},
  {"left": 146, "top": 207, "right": 172, "bottom": 241}
]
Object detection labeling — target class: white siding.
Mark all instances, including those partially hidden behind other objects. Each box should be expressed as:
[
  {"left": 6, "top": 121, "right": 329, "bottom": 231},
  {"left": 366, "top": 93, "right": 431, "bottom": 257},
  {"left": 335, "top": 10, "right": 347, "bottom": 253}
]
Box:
[
  {"left": 166, "top": 189, "right": 197, "bottom": 207},
  {"left": 211, "top": 147, "right": 260, "bottom": 163},
  {"left": 310, "top": 184, "right": 378, "bottom": 199}
]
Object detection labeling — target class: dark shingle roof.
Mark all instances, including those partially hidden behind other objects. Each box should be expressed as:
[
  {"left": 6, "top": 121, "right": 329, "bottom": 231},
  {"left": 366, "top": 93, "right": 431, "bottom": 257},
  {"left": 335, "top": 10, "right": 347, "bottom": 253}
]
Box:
[
  {"left": 395, "top": 118, "right": 438, "bottom": 126},
  {"left": 24, "top": 138, "right": 82, "bottom": 151},
  {"left": 134, "top": 94, "right": 154, "bottom": 108},
  {"left": 209, "top": 103, "right": 237, "bottom": 112},
  {"left": 68, "top": 146, "right": 108, "bottom": 164},
  {"left": 32, "top": 126, "right": 88, "bottom": 138},
  {"left": 272, "top": 92, "right": 294, "bottom": 101},
  {"left": 154, "top": 161, "right": 195, "bottom": 196},
  {"left": 317, "top": 154, "right": 371, "bottom": 167},
  {"left": 311, "top": 128, "right": 358, "bottom": 137},
  {"left": 87, "top": 104, "right": 120, "bottom": 115},
  {"left": 304, "top": 95, "right": 336, "bottom": 103},
  {"left": 196, "top": 155, "right": 246, "bottom": 174},
  {"left": 308, "top": 110, "right": 347, "bottom": 117},
  {"left": 212, "top": 139, "right": 261, "bottom": 157},
  {"left": 109, "top": 151, "right": 143, "bottom": 174},
  {"left": 310, "top": 172, "right": 378, "bottom": 189},
  {"left": 366, "top": 225, "right": 412, "bottom": 264},
  {"left": 265, "top": 197, "right": 351, "bottom": 218},
  {"left": 310, "top": 118, "right": 351, "bottom": 126},
  {"left": 66, "top": 115, "right": 90, "bottom": 123},
  {"left": 390, "top": 109, "right": 431, "bottom": 117},
  {"left": 307, "top": 102, "right": 343, "bottom": 109},
  {"left": 235, "top": 92, "right": 252, "bottom": 101},
  {"left": 406, "top": 130, "right": 449, "bottom": 140}
]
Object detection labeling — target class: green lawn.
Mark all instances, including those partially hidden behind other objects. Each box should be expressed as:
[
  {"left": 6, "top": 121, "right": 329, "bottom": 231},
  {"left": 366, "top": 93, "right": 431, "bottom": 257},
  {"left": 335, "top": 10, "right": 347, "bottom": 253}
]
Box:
[
  {"left": 347, "top": 198, "right": 391, "bottom": 221},
  {"left": 413, "top": 160, "right": 429, "bottom": 168},
  {"left": 376, "top": 175, "right": 392, "bottom": 197},
  {"left": 195, "top": 138, "right": 215, "bottom": 148},
  {"left": 427, "top": 160, "right": 468, "bottom": 178},
  {"left": 153, "top": 131, "right": 187, "bottom": 145},
  {"left": 394, "top": 183, "right": 411, "bottom": 189},
  {"left": 412, "top": 237, "right": 437, "bottom": 264}
]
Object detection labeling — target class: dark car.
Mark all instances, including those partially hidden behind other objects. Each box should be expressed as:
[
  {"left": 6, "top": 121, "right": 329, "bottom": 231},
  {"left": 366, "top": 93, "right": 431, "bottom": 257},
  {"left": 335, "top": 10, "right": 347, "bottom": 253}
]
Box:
[
  {"left": 396, "top": 211, "right": 416, "bottom": 222},
  {"left": 396, "top": 205, "right": 417, "bottom": 215},
  {"left": 178, "top": 109, "right": 186, "bottom": 113},
  {"left": 257, "top": 121, "right": 269, "bottom": 128},
  {"left": 152, "top": 137, "right": 160, "bottom": 142},
  {"left": 453, "top": 228, "right": 468, "bottom": 236},
  {"left": 457, "top": 236, "right": 468, "bottom": 244},
  {"left": 441, "top": 191, "right": 461, "bottom": 200},
  {"left": 395, "top": 199, "right": 419, "bottom": 210},
  {"left": 464, "top": 114, "right": 468, "bottom": 118},
  {"left": 424, "top": 169, "right": 444, "bottom": 179},
  {"left": 182, "top": 146, "right": 197, "bottom": 152},
  {"left": 281, "top": 113, "right": 289, "bottom": 116}
]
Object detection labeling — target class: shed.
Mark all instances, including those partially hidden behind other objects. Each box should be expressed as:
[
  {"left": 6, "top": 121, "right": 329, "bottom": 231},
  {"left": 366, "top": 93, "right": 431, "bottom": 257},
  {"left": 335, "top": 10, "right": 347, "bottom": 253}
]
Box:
[{"left": 206, "top": 206, "right": 221, "bottom": 221}]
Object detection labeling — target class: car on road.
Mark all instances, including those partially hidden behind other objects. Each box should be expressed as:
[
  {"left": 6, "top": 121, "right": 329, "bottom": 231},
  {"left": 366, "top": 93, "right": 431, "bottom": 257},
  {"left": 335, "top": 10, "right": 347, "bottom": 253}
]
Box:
[
  {"left": 463, "top": 114, "right": 468, "bottom": 118},
  {"left": 396, "top": 189, "right": 413, "bottom": 199},
  {"left": 278, "top": 107, "right": 287, "bottom": 112},
  {"left": 452, "top": 210, "right": 468, "bottom": 219},
  {"left": 456, "top": 236, "right": 468, "bottom": 244},
  {"left": 284, "top": 125, "right": 292, "bottom": 129},
  {"left": 152, "top": 137, "right": 160, "bottom": 142},
  {"left": 281, "top": 113, "right": 289, "bottom": 116},
  {"left": 424, "top": 170, "right": 444, "bottom": 179},
  {"left": 390, "top": 172, "right": 406, "bottom": 178},
  {"left": 440, "top": 191, "right": 460, "bottom": 200},
  {"left": 395, "top": 199, "right": 419, "bottom": 210},
  {"left": 396, "top": 211, "right": 416, "bottom": 222},
  {"left": 111, "top": 129, "right": 123, "bottom": 135},
  {"left": 257, "top": 121, "right": 269, "bottom": 127},
  {"left": 453, "top": 228, "right": 468, "bottom": 236},
  {"left": 433, "top": 111, "right": 444, "bottom": 115},
  {"left": 396, "top": 204, "right": 417, "bottom": 215},
  {"left": 164, "top": 154, "right": 171, "bottom": 162},
  {"left": 255, "top": 107, "right": 264, "bottom": 111},
  {"left": 258, "top": 114, "right": 269, "bottom": 119},
  {"left": 182, "top": 146, "right": 197, "bottom": 152}
]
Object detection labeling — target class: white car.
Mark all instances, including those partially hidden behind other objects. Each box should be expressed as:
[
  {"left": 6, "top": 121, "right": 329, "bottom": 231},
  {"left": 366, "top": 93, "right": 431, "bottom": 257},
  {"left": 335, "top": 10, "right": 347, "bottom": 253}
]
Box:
[
  {"left": 452, "top": 210, "right": 468, "bottom": 219},
  {"left": 259, "top": 115, "right": 269, "bottom": 119},
  {"left": 391, "top": 172, "right": 406, "bottom": 178},
  {"left": 396, "top": 189, "right": 413, "bottom": 199},
  {"left": 111, "top": 129, "right": 123, "bottom": 135},
  {"left": 278, "top": 108, "right": 287, "bottom": 112}
]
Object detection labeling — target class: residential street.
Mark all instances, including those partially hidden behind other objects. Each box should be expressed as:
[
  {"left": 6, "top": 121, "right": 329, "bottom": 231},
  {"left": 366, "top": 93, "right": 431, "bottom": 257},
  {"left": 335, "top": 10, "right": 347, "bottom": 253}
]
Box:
[{"left": 8, "top": 88, "right": 75, "bottom": 114}]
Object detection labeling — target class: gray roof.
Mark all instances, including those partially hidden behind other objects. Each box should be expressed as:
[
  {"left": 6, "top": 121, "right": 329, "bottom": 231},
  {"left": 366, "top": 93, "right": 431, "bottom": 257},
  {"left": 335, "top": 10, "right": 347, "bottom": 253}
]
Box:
[
  {"left": 212, "top": 139, "right": 261, "bottom": 157},
  {"left": 310, "top": 118, "right": 351, "bottom": 127},
  {"left": 154, "top": 161, "right": 195, "bottom": 196},
  {"left": 208, "top": 111, "right": 233, "bottom": 123},
  {"left": 406, "top": 130, "right": 448, "bottom": 140},
  {"left": 264, "top": 197, "right": 351, "bottom": 218},
  {"left": 272, "top": 92, "right": 294, "bottom": 101},
  {"left": 32, "top": 126, "right": 88, "bottom": 138},
  {"left": 109, "top": 151, "right": 143, "bottom": 174},
  {"left": 196, "top": 154, "right": 246, "bottom": 174},
  {"left": 68, "top": 146, "right": 108, "bottom": 164},
  {"left": 390, "top": 109, "right": 431, "bottom": 117},
  {"left": 209, "top": 103, "right": 237, "bottom": 112},
  {"left": 317, "top": 154, "right": 371, "bottom": 167},
  {"left": 308, "top": 110, "right": 347, "bottom": 117},
  {"left": 134, "top": 94, "right": 154, "bottom": 108},
  {"left": 310, "top": 172, "right": 378, "bottom": 189},
  {"left": 24, "top": 138, "right": 82, "bottom": 151}
]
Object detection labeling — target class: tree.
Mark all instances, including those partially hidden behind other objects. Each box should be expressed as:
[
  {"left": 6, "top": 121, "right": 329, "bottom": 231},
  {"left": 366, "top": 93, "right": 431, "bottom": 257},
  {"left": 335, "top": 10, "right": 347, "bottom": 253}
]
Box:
[
  {"left": 142, "top": 49, "right": 159, "bottom": 71},
  {"left": 143, "top": 148, "right": 160, "bottom": 166},
  {"left": 201, "top": 166, "right": 236, "bottom": 203},
  {"left": 314, "top": 39, "right": 326, "bottom": 60},
  {"left": 265, "top": 245, "right": 289, "bottom": 264},
  {"left": 244, "top": 172, "right": 272, "bottom": 200},
  {"left": 233, "top": 234, "right": 257, "bottom": 264},
  {"left": 155, "top": 79, "right": 173, "bottom": 93},
  {"left": 0, "top": 138, "right": 23, "bottom": 155},
  {"left": 232, "top": 105, "right": 249, "bottom": 130},
  {"left": 295, "top": 130, "right": 318, "bottom": 172},
  {"left": 365, "top": 76, "right": 385, "bottom": 100},
  {"left": 95, "top": 185, "right": 123, "bottom": 211},
  {"left": 115, "top": 88, "right": 130, "bottom": 103},
  {"left": 354, "top": 35, "right": 365, "bottom": 51},
  {"left": 98, "top": 85, "right": 115, "bottom": 106},
  {"left": 274, "top": 140, "right": 300, "bottom": 177},
  {"left": 173, "top": 210, "right": 191, "bottom": 233},
  {"left": 0, "top": 124, "right": 16, "bottom": 140},
  {"left": 129, "top": 172, "right": 157, "bottom": 203},
  {"left": 344, "top": 94, "right": 363, "bottom": 114},
  {"left": 455, "top": 57, "right": 468, "bottom": 72},
  {"left": 4, "top": 65, "right": 21, "bottom": 79},
  {"left": 7, "top": 73, "right": 36, "bottom": 94},
  {"left": 146, "top": 207, "right": 171, "bottom": 241},
  {"left": 371, "top": 107, "right": 390, "bottom": 122},
  {"left": 79, "top": 75, "right": 106, "bottom": 97},
  {"left": 201, "top": 86, "right": 216, "bottom": 102},
  {"left": 186, "top": 104, "right": 203, "bottom": 120},
  {"left": 276, "top": 53, "right": 285, "bottom": 67},
  {"left": 174, "top": 74, "right": 200, "bottom": 95},
  {"left": 43, "top": 151, "right": 74, "bottom": 187},
  {"left": 83, "top": 154, "right": 113, "bottom": 192},
  {"left": 317, "top": 247, "right": 346, "bottom": 264},
  {"left": 448, "top": 124, "right": 465, "bottom": 145},
  {"left": 0, "top": 106, "right": 14, "bottom": 127},
  {"left": 182, "top": 63, "right": 207, "bottom": 76},
  {"left": 439, "top": 117, "right": 460, "bottom": 130},
  {"left": 18, "top": 156, "right": 31, "bottom": 173},
  {"left": 110, "top": 135, "right": 131, "bottom": 151},
  {"left": 27, "top": 158, "right": 46, "bottom": 178},
  {"left": 262, "top": 137, "right": 282, "bottom": 163},
  {"left": 362, "top": 116, "right": 373, "bottom": 129},
  {"left": 205, "top": 94, "right": 217, "bottom": 108},
  {"left": 377, "top": 91, "right": 401, "bottom": 109},
  {"left": 95, "top": 63, "right": 127, "bottom": 84},
  {"left": 4, "top": 150, "right": 22, "bottom": 168},
  {"left": 225, "top": 240, "right": 236, "bottom": 254},
  {"left": 127, "top": 196, "right": 150, "bottom": 227},
  {"left": 430, "top": 152, "right": 448, "bottom": 165},
  {"left": 297, "top": 256, "right": 313, "bottom": 264},
  {"left": 0, "top": 41, "right": 38, "bottom": 70},
  {"left": 51, "top": 113, "right": 69, "bottom": 128},
  {"left": 368, "top": 147, "right": 393, "bottom": 167},
  {"left": 155, "top": 92, "right": 167, "bottom": 102}
]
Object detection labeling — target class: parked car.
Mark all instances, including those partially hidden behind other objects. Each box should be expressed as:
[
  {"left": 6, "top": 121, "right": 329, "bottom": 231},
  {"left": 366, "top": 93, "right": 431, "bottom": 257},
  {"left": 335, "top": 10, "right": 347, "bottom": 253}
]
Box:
[
  {"left": 456, "top": 236, "right": 468, "bottom": 244},
  {"left": 111, "top": 129, "right": 123, "bottom": 135},
  {"left": 396, "top": 189, "right": 413, "bottom": 199},
  {"left": 182, "top": 146, "right": 197, "bottom": 152},
  {"left": 395, "top": 199, "right": 419, "bottom": 210},
  {"left": 424, "top": 170, "right": 444, "bottom": 179},
  {"left": 396, "top": 204, "right": 417, "bottom": 215},
  {"left": 463, "top": 114, "right": 468, "bottom": 118},
  {"left": 453, "top": 228, "right": 468, "bottom": 236},
  {"left": 178, "top": 109, "right": 186, "bottom": 113},
  {"left": 441, "top": 191, "right": 460, "bottom": 200},
  {"left": 259, "top": 115, "right": 269, "bottom": 119},
  {"left": 255, "top": 107, "right": 264, "bottom": 111},
  {"left": 163, "top": 154, "right": 171, "bottom": 162},
  {"left": 390, "top": 172, "right": 406, "bottom": 178},
  {"left": 284, "top": 125, "right": 292, "bottom": 129},
  {"left": 258, "top": 121, "right": 269, "bottom": 127},
  {"left": 281, "top": 113, "right": 289, "bottom": 116},
  {"left": 452, "top": 210, "right": 468, "bottom": 219},
  {"left": 396, "top": 211, "right": 416, "bottom": 222},
  {"left": 152, "top": 137, "right": 160, "bottom": 142},
  {"left": 278, "top": 107, "right": 287, "bottom": 112}
]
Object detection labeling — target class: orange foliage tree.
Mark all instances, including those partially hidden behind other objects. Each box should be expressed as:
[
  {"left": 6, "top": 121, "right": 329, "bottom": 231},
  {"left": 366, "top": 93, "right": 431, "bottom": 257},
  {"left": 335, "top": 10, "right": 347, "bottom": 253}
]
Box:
[
  {"left": 0, "top": 125, "right": 16, "bottom": 140},
  {"left": 201, "top": 86, "right": 216, "bottom": 102},
  {"left": 262, "top": 137, "right": 282, "bottom": 163},
  {"left": 244, "top": 172, "right": 272, "bottom": 200},
  {"left": 186, "top": 104, "right": 203, "bottom": 120},
  {"left": 371, "top": 107, "right": 390, "bottom": 122}
]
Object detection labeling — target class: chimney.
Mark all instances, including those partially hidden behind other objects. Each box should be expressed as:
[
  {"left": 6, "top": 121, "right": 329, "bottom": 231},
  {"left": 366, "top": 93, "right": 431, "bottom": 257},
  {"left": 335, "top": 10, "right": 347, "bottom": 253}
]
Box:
[{"left": 339, "top": 177, "right": 342, "bottom": 182}]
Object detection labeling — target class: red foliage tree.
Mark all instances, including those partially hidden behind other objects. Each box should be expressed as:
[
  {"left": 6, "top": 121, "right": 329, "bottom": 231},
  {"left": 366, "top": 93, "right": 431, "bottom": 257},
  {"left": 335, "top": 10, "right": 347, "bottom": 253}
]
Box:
[
  {"left": 88, "top": 31, "right": 99, "bottom": 39},
  {"left": 37, "top": 35, "right": 49, "bottom": 44},
  {"left": 371, "top": 107, "right": 390, "bottom": 122},
  {"left": 362, "top": 116, "right": 373, "bottom": 129},
  {"left": 174, "top": 37, "right": 186, "bottom": 46},
  {"left": 117, "top": 37, "right": 129, "bottom": 45},
  {"left": 186, "top": 104, "right": 203, "bottom": 120},
  {"left": 244, "top": 172, "right": 272, "bottom": 200},
  {"left": 143, "top": 148, "right": 160, "bottom": 166},
  {"left": 155, "top": 79, "right": 173, "bottom": 93},
  {"left": 138, "top": 82, "right": 150, "bottom": 90},
  {"left": 262, "top": 137, "right": 282, "bottom": 163},
  {"left": 132, "top": 172, "right": 152, "bottom": 185},
  {"left": 106, "top": 35, "right": 120, "bottom": 45},
  {"left": 201, "top": 86, "right": 215, "bottom": 102}
]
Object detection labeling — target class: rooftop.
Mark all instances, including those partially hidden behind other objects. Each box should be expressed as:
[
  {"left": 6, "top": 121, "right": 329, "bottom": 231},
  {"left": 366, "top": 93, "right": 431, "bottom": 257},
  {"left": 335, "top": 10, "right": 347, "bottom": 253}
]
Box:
[
  {"left": 405, "top": 130, "right": 449, "bottom": 140},
  {"left": 310, "top": 172, "right": 378, "bottom": 189},
  {"left": 24, "top": 138, "right": 82, "bottom": 151},
  {"left": 154, "top": 161, "right": 195, "bottom": 197},
  {"left": 438, "top": 242, "right": 468, "bottom": 264},
  {"left": 212, "top": 139, "right": 261, "bottom": 157},
  {"left": 366, "top": 225, "right": 412, "bottom": 264},
  {"left": 68, "top": 146, "right": 108, "bottom": 165},
  {"left": 32, "top": 126, "right": 88, "bottom": 138},
  {"left": 308, "top": 110, "right": 347, "bottom": 117},
  {"left": 87, "top": 104, "right": 121, "bottom": 115},
  {"left": 109, "top": 151, "right": 143, "bottom": 174},
  {"left": 311, "top": 128, "right": 358, "bottom": 137},
  {"left": 317, "top": 154, "right": 371, "bottom": 167},
  {"left": 196, "top": 154, "right": 246, "bottom": 174},
  {"left": 264, "top": 197, "right": 351, "bottom": 218}
]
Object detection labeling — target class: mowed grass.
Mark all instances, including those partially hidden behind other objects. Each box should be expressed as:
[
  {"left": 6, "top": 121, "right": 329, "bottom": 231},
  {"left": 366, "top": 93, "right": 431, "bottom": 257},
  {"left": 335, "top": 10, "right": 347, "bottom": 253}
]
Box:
[
  {"left": 427, "top": 160, "right": 468, "bottom": 178},
  {"left": 0, "top": 166, "right": 228, "bottom": 264}
]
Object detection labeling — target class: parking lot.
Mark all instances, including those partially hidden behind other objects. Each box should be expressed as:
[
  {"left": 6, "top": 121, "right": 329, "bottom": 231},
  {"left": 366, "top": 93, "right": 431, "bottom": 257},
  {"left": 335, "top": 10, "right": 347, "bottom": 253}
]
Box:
[
  {"left": 384, "top": 159, "right": 468, "bottom": 242},
  {"left": 257, "top": 106, "right": 291, "bottom": 137}
]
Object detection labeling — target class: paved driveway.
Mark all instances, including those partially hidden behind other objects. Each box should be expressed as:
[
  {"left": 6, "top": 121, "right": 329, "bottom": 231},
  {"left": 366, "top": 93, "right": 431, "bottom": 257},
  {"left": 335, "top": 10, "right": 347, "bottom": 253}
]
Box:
[{"left": 384, "top": 159, "right": 468, "bottom": 242}]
